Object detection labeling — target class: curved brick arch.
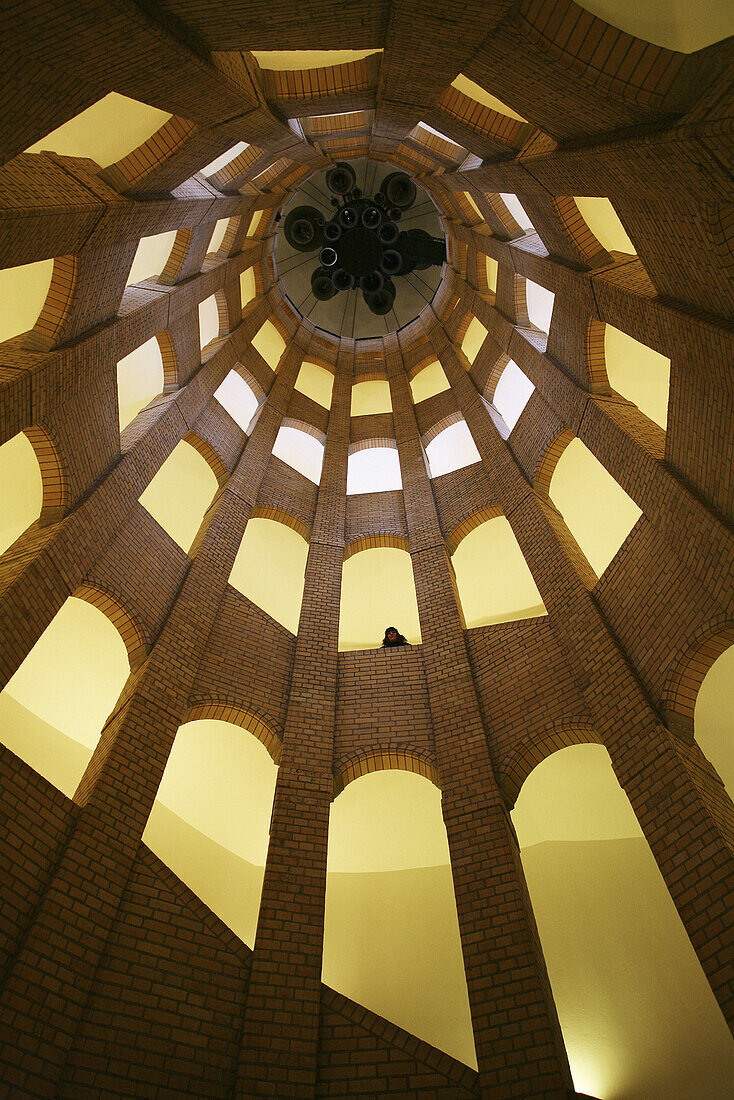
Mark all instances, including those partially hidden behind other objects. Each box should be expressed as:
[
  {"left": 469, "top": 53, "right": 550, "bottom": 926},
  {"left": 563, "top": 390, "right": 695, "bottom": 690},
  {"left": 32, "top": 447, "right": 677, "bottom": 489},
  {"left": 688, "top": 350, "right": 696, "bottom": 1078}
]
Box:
[
  {"left": 420, "top": 409, "right": 463, "bottom": 448},
  {"left": 662, "top": 621, "right": 734, "bottom": 739},
  {"left": 534, "top": 427, "right": 575, "bottom": 496},
  {"left": 343, "top": 533, "right": 410, "bottom": 562},
  {"left": 552, "top": 196, "right": 611, "bottom": 269},
  {"left": 182, "top": 429, "right": 229, "bottom": 488},
  {"left": 24, "top": 423, "right": 68, "bottom": 524},
  {"left": 184, "top": 700, "right": 283, "bottom": 765},
  {"left": 101, "top": 116, "right": 199, "bottom": 192},
  {"left": 332, "top": 746, "right": 439, "bottom": 800},
  {"left": 585, "top": 318, "right": 611, "bottom": 391},
  {"left": 250, "top": 505, "right": 312, "bottom": 543},
  {"left": 280, "top": 416, "right": 327, "bottom": 446},
  {"left": 74, "top": 583, "right": 150, "bottom": 672},
  {"left": 498, "top": 722, "right": 603, "bottom": 808},
  {"left": 23, "top": 254, "right": 77, "bottom": 352},
  {"left": 444, "top": 505, "right": 504, "bottom": 557}
]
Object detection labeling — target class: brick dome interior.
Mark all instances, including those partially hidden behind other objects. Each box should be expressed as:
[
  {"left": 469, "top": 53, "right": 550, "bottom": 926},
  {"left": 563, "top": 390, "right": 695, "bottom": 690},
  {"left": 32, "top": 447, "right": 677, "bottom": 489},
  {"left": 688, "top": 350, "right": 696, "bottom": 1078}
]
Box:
[{"left": 1, "top": 3, "right": 733, "bottom": 1098}]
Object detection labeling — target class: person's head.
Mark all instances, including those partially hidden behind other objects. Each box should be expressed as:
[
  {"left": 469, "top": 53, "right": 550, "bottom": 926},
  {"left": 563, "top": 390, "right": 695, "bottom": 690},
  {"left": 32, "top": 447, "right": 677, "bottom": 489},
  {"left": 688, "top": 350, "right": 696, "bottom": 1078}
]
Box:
[{"left": 383, "top": 626, "right": 402, "bottom": 645}]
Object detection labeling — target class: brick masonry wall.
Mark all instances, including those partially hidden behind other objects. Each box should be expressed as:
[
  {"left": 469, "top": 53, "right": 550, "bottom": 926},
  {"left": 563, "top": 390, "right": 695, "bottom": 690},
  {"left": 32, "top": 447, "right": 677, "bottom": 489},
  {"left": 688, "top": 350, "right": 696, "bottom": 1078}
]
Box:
[{"left": 0, "top": 2, "right": 733, "bottom": 1096}]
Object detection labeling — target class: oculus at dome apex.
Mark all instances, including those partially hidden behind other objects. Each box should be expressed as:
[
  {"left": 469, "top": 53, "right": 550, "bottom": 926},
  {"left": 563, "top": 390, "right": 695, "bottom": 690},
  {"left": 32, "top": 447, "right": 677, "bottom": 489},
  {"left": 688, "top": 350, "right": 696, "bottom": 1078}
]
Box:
[{"left": 277, "top": 160, "right": 446, "bottom": 325}]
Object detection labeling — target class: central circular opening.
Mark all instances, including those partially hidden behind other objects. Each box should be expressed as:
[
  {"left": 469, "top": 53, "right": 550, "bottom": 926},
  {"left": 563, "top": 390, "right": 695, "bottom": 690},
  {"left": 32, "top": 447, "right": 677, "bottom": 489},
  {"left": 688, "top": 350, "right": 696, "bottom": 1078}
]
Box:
[{"left": 337, "top": 225, "right": 383, "bottom": 278}]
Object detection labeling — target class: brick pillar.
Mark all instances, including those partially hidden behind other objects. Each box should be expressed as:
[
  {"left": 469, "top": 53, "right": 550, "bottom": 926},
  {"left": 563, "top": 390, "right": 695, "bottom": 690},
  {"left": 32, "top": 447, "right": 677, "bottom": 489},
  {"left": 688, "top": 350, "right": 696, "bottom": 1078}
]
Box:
[
  {"left": 236, "top": 348, "right": 352, "bottom": 1097},
  {"left": 432, "top": 329, "right": 734, "bottom": 1035},
  {"left": 385, "top": 335, "right": 572, "bottom": 1099},
  {"left": 0, "top": 344, "right": 304, "bottom": 1096}
]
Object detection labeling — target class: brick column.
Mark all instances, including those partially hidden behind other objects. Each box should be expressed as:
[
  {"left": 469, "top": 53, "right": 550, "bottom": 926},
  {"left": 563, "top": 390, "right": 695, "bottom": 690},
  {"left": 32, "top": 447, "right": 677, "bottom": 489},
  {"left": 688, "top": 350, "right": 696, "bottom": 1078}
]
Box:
[
  {"left": 385, "top": 335, "right": 572, "bottom": 1099},
  {"left": 236, "top": 348, "right": 352, "bottom": 1097},
  {"left": 0, "top": 343, "right": 304, "bottom": 1095},
  {"left": 432, "top": 329, "right": 734, "bottom": 1035}
]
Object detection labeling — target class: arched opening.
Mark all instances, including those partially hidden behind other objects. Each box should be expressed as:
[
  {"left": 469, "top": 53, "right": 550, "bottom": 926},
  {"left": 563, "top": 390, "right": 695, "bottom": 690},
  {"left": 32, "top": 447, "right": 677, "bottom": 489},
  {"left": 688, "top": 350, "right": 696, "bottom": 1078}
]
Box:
[
  {"left": 253, "top": 49, "right": 383, "bottom": 69},
  {"left": 246, "top": 209, "right": 268, "bottom": 238},
  {"left": 484, "top": 255, "right": 498, "bottom": 292},
  {"left": 548, "top": 437, "right": 642, "bottom": 577},
  {"left": 409, "top": 360, "right": 450, "bottom": 403},
  {"left": 461, "top": 316, "right": 488, "bottom": 365},
  {"left": 0, "top": 431, "right": 44, "bottom": 553},
  {"left": 0, "top": 596, "right": 131, "bottom": 797},
  {"left": 138, "top": 439, "right": 220, "bottom": 554},
  {"left": 491, "top": 359, "right": 535, "bottom": 431},
  {"left": 0, "top": 258, "right": 54, "bottom": 343},
  {"left": 350, "top": 379, "right": 392, "bottom": 415},
  {"left": 207, "top": 218, "right": 231, "bottom": 254},
  {"left": 500, "top": 193, "right": 535, "bottom": 232},
  {"left": 604, "top": 324, "right": 670, "bottom": 429},
  {"left": 450, "top": 74, "right": 526, "bottom": 122},
  {"left": 346, "top": 446, "right": 402, "bottom": 495},
  {"left": 201, "top": 141, "right": 250, "bottom": 178},
  {"left": 252, "top": 319, "right": 286, "bottom": 370},
  {"left": 272, "top": 425, "right": 324, "bottom": 484},
  {"left": 126, "top": 231, "right": 177, "bottom": 286},
  {"left": 143, "top": 716, "right": 278, "bottom": 948},
  {"left": 525, "top": 278, "right": 555, "bottom": 334},
  {"left": 198, "top": 294, "right": 220, "bottom": 349},
  {"left": 240, "top": 267, "right": 256, "bottom": 309},
  {"left": 574, "top": 196, "right": 636, "bottom": 254},
  {"left": 25, "top": 92, "right": 171, "bottom": 167},
  {"left": 213, "top": 369, "right": 260, "bottom": 432},
  {"left": 323, "top": 769, "right": 475, "bottom": 1067},
  {"left": 512, "top": 742, "right": 734, "bottom": 1098},
  {"left": 295, "top": 361, "right": 334, "bottom": 409},
  {"left": 229, "top": 517, "right": 309, "bottom": 634},
  {"left": 425, "top": 419, "right": 480, "bottom": 477},
  {"left": 338, "top": 545, "right": 421, "bottom": 651},
  {"left": 694, "top": 643, "right": 734, "bottom": 800},
  {"left": 451, "top": 516, "right": 546, "bottom": 627},
  {"left": 116, "top": 335, "right": 165, "bottom": 430}
]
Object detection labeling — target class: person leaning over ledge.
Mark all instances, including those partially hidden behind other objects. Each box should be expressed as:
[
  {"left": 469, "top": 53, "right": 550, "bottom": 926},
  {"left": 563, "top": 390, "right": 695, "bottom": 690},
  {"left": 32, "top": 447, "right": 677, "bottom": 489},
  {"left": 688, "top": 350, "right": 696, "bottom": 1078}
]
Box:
[{"left": 381, "top": 626, "right": 410, "bottom": 648}]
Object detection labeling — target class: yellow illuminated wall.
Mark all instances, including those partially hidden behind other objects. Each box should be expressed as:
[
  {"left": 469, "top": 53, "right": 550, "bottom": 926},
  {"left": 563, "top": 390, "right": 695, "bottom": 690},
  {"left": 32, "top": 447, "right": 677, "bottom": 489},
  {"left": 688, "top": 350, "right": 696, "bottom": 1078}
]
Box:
[
  {"left": 138, "top": 440, "right": 219, "bottom": 553},
  {"left": 451, "top": 74, "right": 526, "bottom": 122},
  {"left": 461, "top": 316, "right": 488, "bottom": 365},
  {"left": 323, "top": 771, "right": 476, "bottom": 1067},
  {"left": 229, "top": 518, "right": 308, "bottom": 634},
  {"left": 295, "top": 361, "right": 334, "bottom": 409},
  {"left": 143, "top": 718, "right": 277, "bottom": 948},
  {"left": 240, "top": 267, "right": 256, "bottom": 309},
  {"left": 549, "top": 437, "right": 642, "bottom": 577},
  {"left": 410, "top": 361, "right": 450, "bottom": 404},
  {"left": 694, "top": 645, "right": 734, "bottom": 800},
  {"left": 338, "top": 548, "right": 421, "bottom": 651},
  {"left": 126, "top": 231, "right": 177, "bottom": 285},
  {"left": 604, "top": 324, "right": 670, "bottom": 429},
  {"left": 0, "top": 596, "right": 130, "bottom": 795},
  {"left": 576, "top": 0, "right": 733, "bottom": 52},
  {"left": 575, "top": 196, "right": 636, "bottom": 254},
  {"left": 25, "top": 92, "right": 171, "bottom": 167},
  {"left": 485, "top": 255, "right": 498, "bottom": 292},
  {"left": 252, "top": 319, "right": 285, "bottom": 369},
  {"left": 0, "top": 432, "right": 43, "bottom": 553},
  {"left": 116, "top": 335, "right": 165, "bottom": 429},
  {"left": 253, "top": 50, "right": 382, "bottom": 70},
  {"left": 0, "top": 259, "right": 54, "bottom": 343},
  {"left": 452, "top": 517, "right": 546, "bottom": 627},
  {"left": 513, "top": 744, "right": 734, "bottom": 1098},
  {"left": 351, "top": 379, "right": 392, "bottom": 415},
  {"left": 207, "top": 218, "right": 230, "bottom": 254},
  {"left": 198, "top": 294, "right": 220, "bottom": 348}
]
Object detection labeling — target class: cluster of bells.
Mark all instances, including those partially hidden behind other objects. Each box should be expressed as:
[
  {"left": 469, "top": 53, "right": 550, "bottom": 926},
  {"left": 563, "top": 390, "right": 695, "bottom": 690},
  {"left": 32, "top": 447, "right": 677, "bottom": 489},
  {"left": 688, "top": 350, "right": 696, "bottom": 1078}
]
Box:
[{"left": 282, "top": 162, "right": 446, "bottom": 316}]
